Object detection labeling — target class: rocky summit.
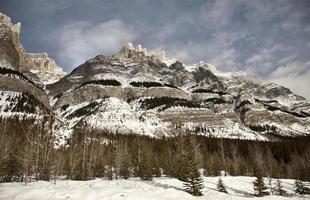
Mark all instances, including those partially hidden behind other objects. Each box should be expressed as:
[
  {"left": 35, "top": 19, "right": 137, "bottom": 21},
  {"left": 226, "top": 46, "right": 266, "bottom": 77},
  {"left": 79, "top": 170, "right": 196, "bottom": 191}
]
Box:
[
  {"left": 0, "top": 12, "right": 309, "bottom": 147},
  {"left": 0, "top": 13, "right": 66, "bottom": 84}
]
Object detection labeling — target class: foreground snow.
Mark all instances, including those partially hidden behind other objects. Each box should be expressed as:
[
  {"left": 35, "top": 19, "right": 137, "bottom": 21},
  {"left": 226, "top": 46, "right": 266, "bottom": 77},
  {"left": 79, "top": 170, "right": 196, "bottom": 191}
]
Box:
[{"left": 0, "top": 176, "right": 308, "bottom": 200}]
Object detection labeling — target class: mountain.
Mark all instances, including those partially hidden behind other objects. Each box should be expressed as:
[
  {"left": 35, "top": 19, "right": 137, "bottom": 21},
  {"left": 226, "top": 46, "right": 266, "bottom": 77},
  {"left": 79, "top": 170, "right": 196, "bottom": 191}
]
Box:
[
  {"left": 0, "top": 12, "right": 61, "bottom": 128},
  {"left": 47, "top": 42, "right": 310, "bottom": 146},
  {"left": 0, "top": 12, "right": 309, "bottom": 147},
  {"left": 0, "top": 13, "right": 66, "bottom": 84}
]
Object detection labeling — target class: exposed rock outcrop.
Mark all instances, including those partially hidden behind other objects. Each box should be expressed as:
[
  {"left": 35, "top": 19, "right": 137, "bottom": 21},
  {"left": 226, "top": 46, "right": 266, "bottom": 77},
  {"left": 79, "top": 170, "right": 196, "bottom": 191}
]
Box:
[
  {"left": 113, "top": 42, "right": 166, "bottom": 61},
  {"left": 54, "top": 85, "right": 126, "bottom": 108},
  {"left": 21, "top": 53, "right": 66, "bottom": 84},
  {"left": 0, "top": 75, "right": 51, "bottom": 110},
  {"left": 0, "top": 12, "right": 66, "bottom": 84},
  {"left": 0, "top": 13, "right": 22, "bottom": 70},
  {"left": 45, "top": 42, "right": 310, "bottom": 141}
]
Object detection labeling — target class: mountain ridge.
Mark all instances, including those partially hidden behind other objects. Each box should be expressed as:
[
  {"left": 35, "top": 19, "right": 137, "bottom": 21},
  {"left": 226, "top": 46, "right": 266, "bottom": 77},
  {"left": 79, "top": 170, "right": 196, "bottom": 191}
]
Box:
[
  {"left": 44, "top": 42, "right": 309, "bottom": 146},
  {"left": 0, "top": 12, "right": 66, "bottom": 84},
  {"left": 0, "top": 12, "right": 309, "bottom": 147}
]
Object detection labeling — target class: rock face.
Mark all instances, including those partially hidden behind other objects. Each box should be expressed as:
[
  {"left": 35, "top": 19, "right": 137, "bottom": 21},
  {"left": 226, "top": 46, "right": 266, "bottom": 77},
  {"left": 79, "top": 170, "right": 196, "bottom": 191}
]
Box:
[
  {"left": 0, "top": 12, "right": 66, "bottom": 84},
  {"left": 0, "top": 75, "right": 51, "bottom": 110},
  {"left": 22, "top": 53, "right": 66, "bottom": 84},
  {"left": 45, "top": 42, "right": 310, "bottom": 145},
  {"left": 114, "top": 42, "right": 166, "bottom": 61},
  {"left": 54, "top": 85, "right": 126, "bottom": 108},
  {"left": 0, "top": 13, "right": 22, "bottom": 70},
  {"left": 0, "top": 12, "right": 61, "bottom": 120}
]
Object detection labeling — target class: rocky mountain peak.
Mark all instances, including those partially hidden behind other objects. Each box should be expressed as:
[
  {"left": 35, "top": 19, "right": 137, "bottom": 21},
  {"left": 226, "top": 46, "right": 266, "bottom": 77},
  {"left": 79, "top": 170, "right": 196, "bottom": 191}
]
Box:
[
  {"left": 114, "top": 42, "right": 166, "bottom": 61},
  {"left": 22, "top": 52, "right": 66, "bottom": 84},
  {"left": 0, "top": 12, "right": 66, "bottom": 84},
  {"left": 0, "top": 13, "right": 21, "bottom": 38},
  {"left": 0, "top": 13, "right": 23, "bottom": 70}
]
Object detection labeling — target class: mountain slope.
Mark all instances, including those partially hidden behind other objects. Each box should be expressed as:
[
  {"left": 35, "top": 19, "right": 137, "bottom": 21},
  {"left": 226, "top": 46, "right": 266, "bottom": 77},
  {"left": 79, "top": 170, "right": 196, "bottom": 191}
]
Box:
[
  {"left": 0, "top": 13, "right": 54, "bottom": 122},
  {"left": 45, "top": 43, "right": 310, "bottom": 146},
  {"left": 0, "top": 12, "right": 309, "bottom": 147}
]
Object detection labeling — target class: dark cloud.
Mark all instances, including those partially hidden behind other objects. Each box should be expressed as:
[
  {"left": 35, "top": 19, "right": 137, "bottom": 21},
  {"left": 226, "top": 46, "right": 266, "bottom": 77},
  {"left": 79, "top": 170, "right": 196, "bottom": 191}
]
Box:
[{"left": 1, "top": 0, "right": 310, "bottom": 98}]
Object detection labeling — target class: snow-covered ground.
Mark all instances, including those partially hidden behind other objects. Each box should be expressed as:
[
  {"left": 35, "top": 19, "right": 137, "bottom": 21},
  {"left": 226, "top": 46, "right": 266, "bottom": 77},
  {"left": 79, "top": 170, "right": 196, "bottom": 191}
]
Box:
[{"left": 0, "top": 176, "right": 308, "bottom": 200}]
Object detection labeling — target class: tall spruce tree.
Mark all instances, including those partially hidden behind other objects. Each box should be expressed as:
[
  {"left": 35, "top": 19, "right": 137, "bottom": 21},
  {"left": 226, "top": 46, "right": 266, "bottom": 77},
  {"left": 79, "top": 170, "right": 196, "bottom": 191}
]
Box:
[
  {"left": 295, "top": 179, "right": 310, "bottom": 195},
  {"left": 275, "top": 179, "right": 287, "bottom": 196},
  {"left": 253, "top": 170, "right": 269, "bottom": 197},
  {"left": 217, "top": 177, "right": 228, "bottom": 193},
  {"left": 180, "top": 135, "right": 204, "bottom": 196},
  {"left": 295, "top": 180, "right": 304, "bottom": 194},
  {"left": 268, "top": 177, "right": 274, "bottom": 195}
]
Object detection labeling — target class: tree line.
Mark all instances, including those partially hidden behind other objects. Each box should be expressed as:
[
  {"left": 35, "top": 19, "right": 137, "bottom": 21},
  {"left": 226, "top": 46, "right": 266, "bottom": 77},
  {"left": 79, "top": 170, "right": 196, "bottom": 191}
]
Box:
[{"left": 0, "top": 117, "right": 310, "bottom": 196}]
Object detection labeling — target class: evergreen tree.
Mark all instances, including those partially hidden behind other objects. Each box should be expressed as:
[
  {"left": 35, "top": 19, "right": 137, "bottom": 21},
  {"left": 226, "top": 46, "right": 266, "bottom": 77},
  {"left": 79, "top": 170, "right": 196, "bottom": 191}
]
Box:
[
  {"left": 274, "top": 179, "right": 287, "bottom": 196},
  {"left": 268, "top": 177, "right": 274, "bottom": 195},
  {"left": 295, "top": 180, "right": 304, "bottom": 194},
  {"left": 217, "top": 177, "right": 228, "bottom": 193},
  {"left": 202, "top": 168, "right": 209, "bottom": 176},
  {"left": 180, "top": 135, "right": 204, "bottom": 196},
  {"left": 253, "top": 170, "right": 269, "bottom": 197},
  {"left": 295, "top": 180, "right": 310, "bottom": 195}
]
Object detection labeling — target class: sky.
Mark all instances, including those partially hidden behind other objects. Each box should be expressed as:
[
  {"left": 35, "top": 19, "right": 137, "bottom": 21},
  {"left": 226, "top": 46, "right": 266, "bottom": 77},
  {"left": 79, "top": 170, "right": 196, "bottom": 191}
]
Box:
[{"left": 1, "top": 0, "right": 310, "bottom": 98}]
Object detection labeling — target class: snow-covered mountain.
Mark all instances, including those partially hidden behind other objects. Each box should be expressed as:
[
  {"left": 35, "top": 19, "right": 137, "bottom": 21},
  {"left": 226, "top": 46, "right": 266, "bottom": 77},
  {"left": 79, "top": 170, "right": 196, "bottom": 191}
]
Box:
[
  {"left": 0, "top": 12, "right": 309, "bottom": 147},
  {"left": 45, "top": 42, "right": 310, "bottom": 145}
]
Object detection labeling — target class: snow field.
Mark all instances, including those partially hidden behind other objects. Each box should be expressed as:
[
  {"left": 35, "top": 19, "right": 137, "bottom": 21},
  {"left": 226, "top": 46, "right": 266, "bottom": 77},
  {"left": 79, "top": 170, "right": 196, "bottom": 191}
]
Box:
[{"left": 0, "top": 176, "right": 308, "bottom": 200}]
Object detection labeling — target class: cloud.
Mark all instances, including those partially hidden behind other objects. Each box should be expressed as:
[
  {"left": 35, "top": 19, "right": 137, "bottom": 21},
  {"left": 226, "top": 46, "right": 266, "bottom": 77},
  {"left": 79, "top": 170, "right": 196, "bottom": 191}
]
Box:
[
  {"left": 209, "top": 49, "right": 240, "bottom": 71},
  {"left": 33, "top": 0, "right": 74, "bottom": 14},
  {"left": 52, "top": 19, "right": 137, "bottom": 69},
  {"left": 3, "top": 0, "right": 310, "bottom": 98},
  {"left": 269, "top": 61, "right": 310, "bottom": 99},
  {"left": 199, "top": 0, "right": 233, "bottom": 28},
  {"left": 245, "top": 44, "right": 285, "bottom": 75},
  {"left": 150, "top": 25, "right": 175, "bottom": 43},
  {"left": 245, "top": 44, "right": 310, "bottom": 99}
]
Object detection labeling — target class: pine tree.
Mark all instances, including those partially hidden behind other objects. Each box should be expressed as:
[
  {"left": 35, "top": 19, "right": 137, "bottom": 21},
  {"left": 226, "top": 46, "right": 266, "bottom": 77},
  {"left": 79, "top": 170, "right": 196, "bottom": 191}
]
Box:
[
  {"left": 295, "top": 180, "right": 303, "bottom": 194},
  {"left": 253, "top": 170, "right": 269, "bottom": 197},
  {"left": 268, "top": 177, "right": 274, "bottom": 195},
  {"left": 217, "top": 177, "right": 228, "bottom": 193},
  {"left": 180, "top": 135, "right": 204, "bottom": 196},
  {"left": 295, "top": 179, "right": 310, "bottom": 195},
  {"left": 274, "top": 179, "right": 287, "bottom": 196}
]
